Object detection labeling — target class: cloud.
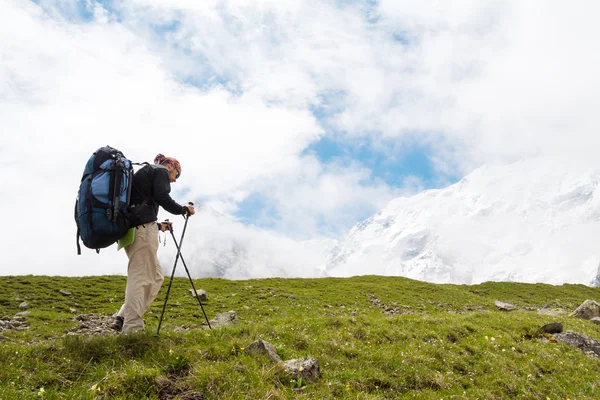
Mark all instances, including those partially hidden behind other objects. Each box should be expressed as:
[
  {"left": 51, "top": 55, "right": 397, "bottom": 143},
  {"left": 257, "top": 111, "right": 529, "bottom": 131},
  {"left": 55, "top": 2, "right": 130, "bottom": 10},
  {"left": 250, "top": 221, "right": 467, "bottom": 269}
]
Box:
[
  {"left": 157, "top": 206, "right": 329, "bottom": 280},
  {"left": 372, "top": 0, "right": 600, "bottom": 169},
  {"left": 247, "top": 155, "right": 410, "bottom": 237},
  {"left": 118, "top": 0, "right": 600, "bottom": 174}
]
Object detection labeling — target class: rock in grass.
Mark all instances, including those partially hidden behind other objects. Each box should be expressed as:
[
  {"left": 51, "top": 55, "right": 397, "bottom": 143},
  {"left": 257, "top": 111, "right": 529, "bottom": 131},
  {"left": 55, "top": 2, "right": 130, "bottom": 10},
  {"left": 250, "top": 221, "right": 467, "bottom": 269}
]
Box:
[
  {"left": 537, "top": 306, "right": 566, "bottom": 316},
  {"left": 189, "top": 289, "right": 207, "bottom": 302},
  {"left": 14, "top": 311, "right": 30, "bottom": 318},
  {"left": 570, "top": 300, "right": 600, "bottom": 320},
  {"left": 59, "top": 289, "right": 72, "bottom": 296},
  {"left": 590, "top": 317, "right": 600, "bottom": 326},
  {"left": 247, "top": 339, "right": 282, "bottom": 363},
  {"left": 282, "top": 357, "right": 320, "bottom": 381},
  {"left": 553, "top": 331, "right": 600, "bottom": 360},
  {"left": 65, "top": 314, "right": 119, "bottom": 336},
  {"left": 494, "top": 300, "right": 517, "bottom": 311},
  {"left": 18, "top": 302, "right": 28, "bottom": 310},
  {"left": 541, "top": 322, "right": 563, "bottom": 334},
  {"left": 208, "top": 311, "right": 236, "bottom": 328}
]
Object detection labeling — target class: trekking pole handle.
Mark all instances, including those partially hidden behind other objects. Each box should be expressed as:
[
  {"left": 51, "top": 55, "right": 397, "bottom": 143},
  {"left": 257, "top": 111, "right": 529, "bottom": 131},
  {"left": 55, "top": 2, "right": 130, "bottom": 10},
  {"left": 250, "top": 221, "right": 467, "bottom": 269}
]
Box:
[{"left": 185, "top": 202, "right": 194, "bottom": 218}]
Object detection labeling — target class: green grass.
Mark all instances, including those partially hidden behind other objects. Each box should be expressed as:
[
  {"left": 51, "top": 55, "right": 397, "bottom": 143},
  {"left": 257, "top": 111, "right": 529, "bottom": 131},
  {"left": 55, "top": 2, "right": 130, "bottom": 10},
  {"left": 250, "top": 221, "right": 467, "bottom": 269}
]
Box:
[{"left": 1, "top": 275, "right": 600, "bottom": 399}]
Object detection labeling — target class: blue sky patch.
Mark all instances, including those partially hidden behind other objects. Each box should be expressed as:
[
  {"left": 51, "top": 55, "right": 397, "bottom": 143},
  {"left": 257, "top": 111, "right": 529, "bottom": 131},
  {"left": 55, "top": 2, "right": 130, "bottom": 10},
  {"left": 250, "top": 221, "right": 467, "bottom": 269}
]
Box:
[
  {"left": 304, "top": 134, "right": 440, "bottom": 188},
  {"left": 235, "top": 193, "right": 279, "bottom": 228},
  {"left": 32, "top": 0, "right": 93, "bottom": 22}
]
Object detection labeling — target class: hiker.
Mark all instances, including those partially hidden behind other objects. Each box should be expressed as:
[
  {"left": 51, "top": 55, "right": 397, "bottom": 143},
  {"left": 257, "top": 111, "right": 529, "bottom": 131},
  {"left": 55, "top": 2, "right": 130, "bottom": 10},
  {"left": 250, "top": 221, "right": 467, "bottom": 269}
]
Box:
[{"left": 112, "top": 153, "right": 196, "bottom": 333}]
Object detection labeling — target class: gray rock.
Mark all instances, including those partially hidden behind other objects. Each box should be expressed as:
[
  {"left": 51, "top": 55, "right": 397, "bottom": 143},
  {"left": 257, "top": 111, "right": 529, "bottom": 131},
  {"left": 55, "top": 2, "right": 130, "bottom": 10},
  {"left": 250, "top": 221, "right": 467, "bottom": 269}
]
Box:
[
  {"left": 189, "top": 289, "right": 207, "bottom": 302},
  {"left": 495, "top": 300, "right": 517, "bottom": 311},
  {"left": 59, "top": 290, "right": 72, "bottom": 296},
  {"left": 14, "top": 311, "right": 30, "bottom": 318},
  {"left": 368, "top": 294, "right": 406, "bottom": 315},
  {"left": 18, "top": 302, "right": 29, "bottom": 310},
  {"left": 541, "top": 322, "right": 563, "bottom": 334},
  {"left": 282, "top": 357, "right": 320, "bottom": 381},
  {"left": 554, "top": 330, "right": 600, "bottom": 360},
  {"left": 208, "top": 311, "right": 237, "bottom": 328},
  {"left": 174, "top": 324, "right": 200, "bottom": 332},
  {"left": 590, "top": 317, "right": 600, "bottom": 326},
  {"left": 0, "top": 320, "right": 14, "bottom": 332},
  {"left": 538, "top": 307, "right": 567, "bottom": 316},
  {"left": 65, "top": 314, "right": 119, "bottom": 336},
  {"left": 247, "top": 339, "right": 282, "bottom": 363},
  {"left": 570, "top": 300, "right": 600, "bottom": 320}
]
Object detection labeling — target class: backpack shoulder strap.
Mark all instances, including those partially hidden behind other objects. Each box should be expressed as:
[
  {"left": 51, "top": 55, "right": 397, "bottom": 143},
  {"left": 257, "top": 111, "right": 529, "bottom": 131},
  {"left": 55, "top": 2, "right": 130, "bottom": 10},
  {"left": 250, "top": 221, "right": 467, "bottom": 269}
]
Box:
[
  {"left": 76, "top": 229, "right": 81, "bottom": 255},
  {"left": 75, "top": 200, "right": 82, "bottom": 255}
]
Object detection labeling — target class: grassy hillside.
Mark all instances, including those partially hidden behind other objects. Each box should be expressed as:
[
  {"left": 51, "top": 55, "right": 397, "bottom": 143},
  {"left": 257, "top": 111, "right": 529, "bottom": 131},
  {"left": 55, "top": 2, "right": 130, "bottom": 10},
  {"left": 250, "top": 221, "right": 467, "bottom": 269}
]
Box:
[{"left": 1, "top": 275, "right": 600, "bottom": 399}]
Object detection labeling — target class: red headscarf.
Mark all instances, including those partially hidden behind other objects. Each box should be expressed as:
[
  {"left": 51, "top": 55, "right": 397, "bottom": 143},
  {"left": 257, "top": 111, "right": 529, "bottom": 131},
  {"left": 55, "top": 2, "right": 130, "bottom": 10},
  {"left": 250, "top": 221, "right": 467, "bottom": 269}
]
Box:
[{"left": 154, "top": 153, "right": 181, "bottom": 177}]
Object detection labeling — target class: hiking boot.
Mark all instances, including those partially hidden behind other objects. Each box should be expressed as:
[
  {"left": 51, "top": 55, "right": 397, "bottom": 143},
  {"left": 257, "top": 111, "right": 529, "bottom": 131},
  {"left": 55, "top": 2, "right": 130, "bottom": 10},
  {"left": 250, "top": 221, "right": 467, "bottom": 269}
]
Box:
[{"left": 111, "top": 316, "right": 124, "bottom": 332}]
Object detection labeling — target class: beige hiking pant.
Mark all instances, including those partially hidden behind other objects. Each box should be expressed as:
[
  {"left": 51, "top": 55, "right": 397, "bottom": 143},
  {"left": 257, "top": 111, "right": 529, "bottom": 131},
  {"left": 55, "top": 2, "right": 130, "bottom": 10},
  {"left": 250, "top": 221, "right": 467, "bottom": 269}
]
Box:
[{"left": 117, "top": 222, "right": 164, "bottom": 333}]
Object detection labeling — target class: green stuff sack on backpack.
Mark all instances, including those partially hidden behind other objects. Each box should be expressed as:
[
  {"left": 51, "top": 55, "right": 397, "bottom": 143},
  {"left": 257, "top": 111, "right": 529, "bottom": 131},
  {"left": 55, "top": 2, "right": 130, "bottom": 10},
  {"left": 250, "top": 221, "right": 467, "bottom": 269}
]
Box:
[{"left": 117, "top": 228, "right": 135, "bottom": 251}]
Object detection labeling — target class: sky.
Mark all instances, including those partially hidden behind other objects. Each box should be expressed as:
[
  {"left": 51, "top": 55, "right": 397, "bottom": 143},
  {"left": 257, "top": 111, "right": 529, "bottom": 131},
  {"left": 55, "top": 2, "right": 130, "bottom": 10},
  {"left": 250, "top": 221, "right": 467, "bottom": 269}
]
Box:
[{"left": 1, "top": 0, "right": 600, "bottom": 276}]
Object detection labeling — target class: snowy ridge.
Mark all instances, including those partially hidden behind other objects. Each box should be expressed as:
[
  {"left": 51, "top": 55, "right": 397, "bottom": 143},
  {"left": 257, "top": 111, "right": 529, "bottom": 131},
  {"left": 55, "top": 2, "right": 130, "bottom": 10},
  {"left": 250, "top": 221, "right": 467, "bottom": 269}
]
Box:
[{"left": 326, "top": 158, "right": 600, "bottom": 285}]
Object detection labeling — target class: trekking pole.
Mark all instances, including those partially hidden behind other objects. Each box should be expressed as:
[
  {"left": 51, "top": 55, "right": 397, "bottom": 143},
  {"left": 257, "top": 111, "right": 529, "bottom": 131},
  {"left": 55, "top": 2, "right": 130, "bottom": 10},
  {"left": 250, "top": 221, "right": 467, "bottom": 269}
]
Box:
[
  {"left": 166, "top": 224, "right": 212, "bottom": 330},
  {"left": 156, "top": 204, "right": 192, "bottom": 336}
]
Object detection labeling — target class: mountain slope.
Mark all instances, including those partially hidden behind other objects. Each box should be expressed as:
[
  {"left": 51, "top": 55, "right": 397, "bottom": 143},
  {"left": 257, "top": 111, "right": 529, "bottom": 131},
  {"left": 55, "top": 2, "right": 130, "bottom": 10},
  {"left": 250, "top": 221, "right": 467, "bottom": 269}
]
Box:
[{"left": 326, "top": 158, "right": 600, "bottom": 285}]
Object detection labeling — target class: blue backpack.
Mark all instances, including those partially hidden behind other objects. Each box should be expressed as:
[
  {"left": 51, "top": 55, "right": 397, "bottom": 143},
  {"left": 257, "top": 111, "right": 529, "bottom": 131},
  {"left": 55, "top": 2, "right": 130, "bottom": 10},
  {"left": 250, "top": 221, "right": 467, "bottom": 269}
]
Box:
[{"left": 75, "top": 146, "right": 146, "bottom": 254}]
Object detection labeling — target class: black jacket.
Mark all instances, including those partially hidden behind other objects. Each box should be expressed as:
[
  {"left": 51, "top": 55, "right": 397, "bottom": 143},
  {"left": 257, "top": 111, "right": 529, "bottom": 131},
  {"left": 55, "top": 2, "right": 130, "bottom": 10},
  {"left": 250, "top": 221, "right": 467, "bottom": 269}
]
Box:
[{"left": 129, "top": 164, "right": 186, "bottom": 226}]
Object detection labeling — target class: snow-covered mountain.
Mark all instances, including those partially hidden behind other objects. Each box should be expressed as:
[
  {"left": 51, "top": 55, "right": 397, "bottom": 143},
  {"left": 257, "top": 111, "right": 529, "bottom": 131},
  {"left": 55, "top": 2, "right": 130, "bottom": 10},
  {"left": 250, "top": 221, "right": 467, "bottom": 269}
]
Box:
[{"left": 326, "top": 158, "right": 600, "bottom": 285}]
